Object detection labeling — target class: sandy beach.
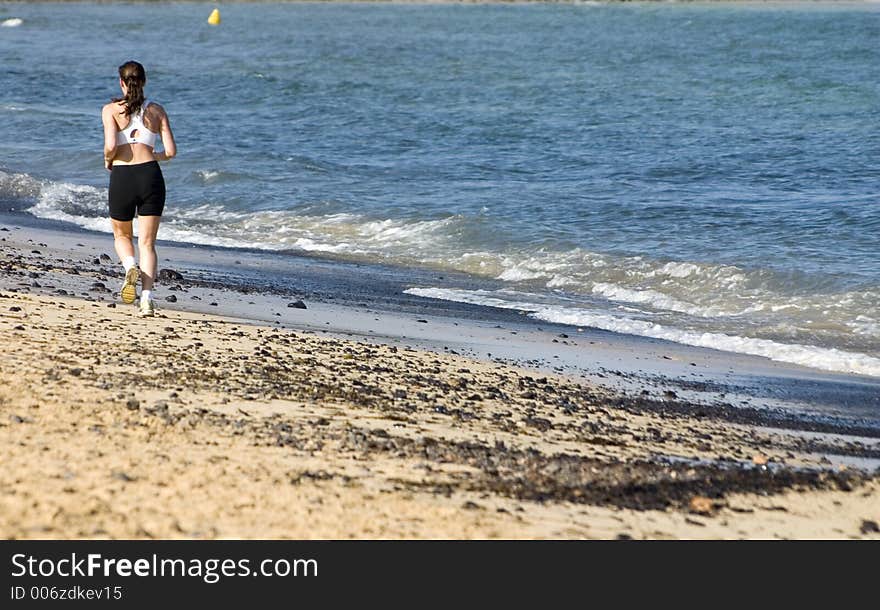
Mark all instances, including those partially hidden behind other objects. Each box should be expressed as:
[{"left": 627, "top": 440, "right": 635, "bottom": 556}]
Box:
[{"left": 1, "top": 219, "right": 878, "bottom": 539}]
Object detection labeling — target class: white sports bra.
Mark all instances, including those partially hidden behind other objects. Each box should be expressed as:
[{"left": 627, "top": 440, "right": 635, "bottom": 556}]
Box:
[{"left": 116, "top": 100, "right": 158, "bottom": 148}]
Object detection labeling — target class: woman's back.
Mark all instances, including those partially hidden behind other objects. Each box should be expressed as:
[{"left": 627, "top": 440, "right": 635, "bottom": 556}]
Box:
[{"left": 106, "top": 100, "right": 167, "bottom": 166}]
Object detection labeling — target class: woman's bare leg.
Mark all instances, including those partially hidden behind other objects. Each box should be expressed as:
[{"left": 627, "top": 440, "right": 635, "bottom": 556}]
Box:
[
  {"left": 111, "top": 219, "right": 135, "bottom": 263},
  {"left": 137, "top": 215, "right": 161, "bottom": 292}
]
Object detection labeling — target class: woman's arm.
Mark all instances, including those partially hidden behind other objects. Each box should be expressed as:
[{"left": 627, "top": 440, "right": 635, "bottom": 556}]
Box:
[
  {"left": 101, "top": 105, "right": 118, "bottom": 171},
  {"left": 153, "top": 106, "right": 177, "bottom": 162}
]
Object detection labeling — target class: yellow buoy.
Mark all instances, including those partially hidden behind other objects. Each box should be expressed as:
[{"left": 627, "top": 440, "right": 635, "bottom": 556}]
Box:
[{"left": 207, "top": 9, "right": 221, "bottom": 26}]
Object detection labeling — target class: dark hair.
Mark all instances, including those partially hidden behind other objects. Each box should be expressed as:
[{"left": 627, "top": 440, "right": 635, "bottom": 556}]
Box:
[{"left": 114, "top": 61, "right": 146, "bottom": 117}]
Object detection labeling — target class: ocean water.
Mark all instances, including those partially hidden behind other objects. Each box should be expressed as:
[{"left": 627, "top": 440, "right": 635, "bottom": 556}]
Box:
[{"left": 1, "top": 2, "right": 879, "bottom": 376}]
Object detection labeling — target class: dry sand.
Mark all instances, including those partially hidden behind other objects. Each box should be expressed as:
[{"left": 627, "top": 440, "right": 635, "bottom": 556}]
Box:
[
  {"left": 0, "top": 223, "right": 878, "bottom": 539},
  {"left": 1, "top": 289, "right": 878, "bottom": 539}
]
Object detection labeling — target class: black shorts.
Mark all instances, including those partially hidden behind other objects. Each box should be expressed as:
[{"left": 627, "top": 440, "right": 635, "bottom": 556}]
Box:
[{"left": 108, "top": 161, "right": 165, "bottom": 221}]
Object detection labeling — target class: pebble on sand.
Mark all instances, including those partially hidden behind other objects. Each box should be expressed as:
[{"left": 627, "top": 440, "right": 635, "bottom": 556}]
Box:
[{"left": 158, "top": 269, "right": 184, "bottom": 282}]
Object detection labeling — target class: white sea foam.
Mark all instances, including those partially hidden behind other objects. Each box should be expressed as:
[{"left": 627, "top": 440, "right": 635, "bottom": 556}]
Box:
[
  {"left": 653, "top": 261, "right": 700, "bottom": 278},
  {"left": 404, "top": 287, "right": 880, "bottom": 378},
  {"left": 1, "top": 18, "right": 23, "bottom": 27},
  {"left": 546, "top": 274, "right": 576, "bottom": 288},
  {"left": 497, "top": 266, "right": 545, "bottom": 282},
  {"left": 28, "top": 181, "right": 110, "bottom": 233},
  {"left": 292, "top": 237, "right": 356, "bottom": 254},
  {"left": 196, "top": 170, "right": 221, "bottom": 182},
  {"left": 0, "top": 170, "right": 41, "bottom": 201},
  {"left": 591, "top": 282, "right": 708, "bottom": 317},
  {"left": 24, "top": 180, "right": 456, "bottom": 259},
  {"left": 849, "top": 316, "right": 880, "bottom": 338},
  {"left": 358, "top": 216, "right": 457, "bottom": 245}
]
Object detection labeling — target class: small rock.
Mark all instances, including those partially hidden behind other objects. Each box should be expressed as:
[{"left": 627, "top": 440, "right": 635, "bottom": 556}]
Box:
[
  {"left": 158, "top": 269, "right": 184, "bottom": 282},
  {"left": 165, "top": 294, "right": 177, "bottom": 303},
  {"left": 462, "top": 501, "right": 481, "bottom": 510},
  {"left": 663, "top": 390, "right": 677, "bottom": 399},
  {"left": 126, "top": 398, "right": 140, "bottom": 410},
  {"left": 860, "top": 520, "right": 880, "bottom": 535},
  {"left": 99, "top": 253, "right": 112, "bottom": 261},
  {"left": 688, "top": 496, "right": 714, "bottom": 515},
  {"left": 287, "top": 300, "right": 307, "bottom": 309},
  {"left": 524, "top": 416, "right": 552, "bottom": 432}
]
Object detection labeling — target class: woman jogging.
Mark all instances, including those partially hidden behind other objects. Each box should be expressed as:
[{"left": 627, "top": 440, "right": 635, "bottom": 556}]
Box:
[{"left": 102, "top": 60, "right": 176, "bottom": 317}]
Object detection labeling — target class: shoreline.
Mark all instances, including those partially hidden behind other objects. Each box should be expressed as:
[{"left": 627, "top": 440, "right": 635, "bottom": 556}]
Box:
[
  {"left": 1, "top": 217, "right": 879, "bottom": 539},
  {"left": 3, "top": 211, "right": 879, "bottom": 422}
]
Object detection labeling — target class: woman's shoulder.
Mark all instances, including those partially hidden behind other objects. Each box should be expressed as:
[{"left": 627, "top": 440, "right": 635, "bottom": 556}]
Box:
[
  {"left": 146, "top": 100, "right": 166, "bottom": 113},
  {"left": 102, "top": 100, "right": 125, "bottom": 116},
  {"left": 144, "top": 101, "right": 168, "bottom": 121}
]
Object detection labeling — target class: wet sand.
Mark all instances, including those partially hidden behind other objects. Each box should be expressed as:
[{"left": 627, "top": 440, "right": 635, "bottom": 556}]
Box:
[{"left": 1, "top": 221, "right": 879, "bottom": 539}]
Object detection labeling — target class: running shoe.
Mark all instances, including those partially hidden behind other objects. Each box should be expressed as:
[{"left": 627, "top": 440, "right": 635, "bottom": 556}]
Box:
[
  {"left": 138, "top": 299, "right": 155, "bottom": 318},
  {"left": 121, "top": 266, "right": 140, "bottom": 304}
]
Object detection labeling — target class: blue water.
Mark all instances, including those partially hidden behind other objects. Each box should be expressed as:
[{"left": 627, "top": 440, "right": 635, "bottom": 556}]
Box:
[{"left": 1, "top": 2, "right": 879, "bottom": 375}]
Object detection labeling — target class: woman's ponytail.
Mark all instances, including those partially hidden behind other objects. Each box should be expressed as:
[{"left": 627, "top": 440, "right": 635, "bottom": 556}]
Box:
[{"left": 114, "top": 61, "right": 146, "bottom": 117}]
